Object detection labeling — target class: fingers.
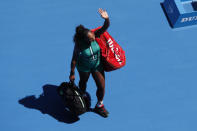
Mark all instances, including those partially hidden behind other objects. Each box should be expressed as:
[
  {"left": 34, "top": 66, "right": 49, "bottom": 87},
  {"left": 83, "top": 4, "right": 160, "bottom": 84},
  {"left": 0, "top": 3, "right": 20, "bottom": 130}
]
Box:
[
  {"left": 98, "top": 8, "right": 109, "bottom": 19},
  {"left": 98, "top": 8, "right": 106, "bottom": 14},
  {"left": 69, "top": 75, "right": 75, "bottom": 82},
  {"left": 98, "top": 8, "right": 103, "bottom": 14}
]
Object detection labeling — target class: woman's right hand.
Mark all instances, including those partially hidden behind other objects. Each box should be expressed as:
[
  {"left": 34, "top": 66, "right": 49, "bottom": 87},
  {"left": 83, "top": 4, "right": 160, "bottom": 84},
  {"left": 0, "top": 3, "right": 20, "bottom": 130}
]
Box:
[
  {"left": 98, "top": 8, "right": 109, "bottom": 19},
  {"left": 69, "top": 74, "right": 75, "bottom": 82}
]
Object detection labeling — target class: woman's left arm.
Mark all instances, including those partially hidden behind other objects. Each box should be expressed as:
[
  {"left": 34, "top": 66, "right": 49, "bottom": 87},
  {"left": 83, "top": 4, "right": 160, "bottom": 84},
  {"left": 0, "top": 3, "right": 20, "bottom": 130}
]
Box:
[{"left": 95, "top": 8, "right": 110, "bottom": 37}]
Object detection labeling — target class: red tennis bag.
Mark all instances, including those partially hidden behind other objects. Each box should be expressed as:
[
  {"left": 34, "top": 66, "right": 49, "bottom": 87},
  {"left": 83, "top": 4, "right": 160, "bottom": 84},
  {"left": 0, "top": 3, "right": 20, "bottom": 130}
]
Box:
[{"left": 91, "top": 27, "right": 126, "bottom": 72}]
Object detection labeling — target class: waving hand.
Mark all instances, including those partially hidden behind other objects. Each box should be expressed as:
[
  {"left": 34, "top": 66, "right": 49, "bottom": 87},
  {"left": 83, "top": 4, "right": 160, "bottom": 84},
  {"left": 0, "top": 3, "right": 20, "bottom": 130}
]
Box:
[{"left": 98, "top": 8, "right": 109, "bottom": 19}]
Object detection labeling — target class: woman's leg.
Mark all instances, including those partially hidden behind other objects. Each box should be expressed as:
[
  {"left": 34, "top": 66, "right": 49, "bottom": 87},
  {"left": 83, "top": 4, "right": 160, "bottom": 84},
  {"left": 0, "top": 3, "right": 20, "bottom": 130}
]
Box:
[
  {"left": 91, "top": 70, "right": 105, "bottom": 103},
  {"left": 92, "top": 70, "right": 109, "bottom": 117},
  {"left": 78, "top": 71, "right": 91, "bottom": 94}
]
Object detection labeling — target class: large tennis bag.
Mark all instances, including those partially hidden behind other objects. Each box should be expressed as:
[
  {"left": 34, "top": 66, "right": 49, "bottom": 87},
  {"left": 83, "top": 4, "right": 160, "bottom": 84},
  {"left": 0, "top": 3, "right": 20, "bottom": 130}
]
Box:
[
  {"left": 91, "top": 27, "right": 126, "bottom": 72},
  {"left": 57, "top": 81, "right": 87, "bottom": 116}
]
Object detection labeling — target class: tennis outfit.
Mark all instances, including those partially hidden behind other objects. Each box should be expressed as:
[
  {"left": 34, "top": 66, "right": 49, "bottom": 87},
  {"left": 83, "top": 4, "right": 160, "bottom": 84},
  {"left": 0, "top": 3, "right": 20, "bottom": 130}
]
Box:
[
  {"left": 74, "top": 18, "right": 110, "bottom": 73},
  {"left": 76, "top": 40, "right": 103, "bottom": 72}
]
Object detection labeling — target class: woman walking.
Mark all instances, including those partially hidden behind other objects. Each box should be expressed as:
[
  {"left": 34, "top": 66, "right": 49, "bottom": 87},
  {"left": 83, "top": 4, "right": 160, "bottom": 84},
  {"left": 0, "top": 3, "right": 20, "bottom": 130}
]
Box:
[{"left": 69, "top": 8, "right": 110, "bottom": 118}]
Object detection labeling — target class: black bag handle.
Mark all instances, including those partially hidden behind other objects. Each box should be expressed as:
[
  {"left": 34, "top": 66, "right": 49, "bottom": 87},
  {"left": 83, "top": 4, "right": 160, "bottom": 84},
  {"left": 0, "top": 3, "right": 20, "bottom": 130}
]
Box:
[{"left": 69, "top": 80, "right": 77, "bottom": 88}]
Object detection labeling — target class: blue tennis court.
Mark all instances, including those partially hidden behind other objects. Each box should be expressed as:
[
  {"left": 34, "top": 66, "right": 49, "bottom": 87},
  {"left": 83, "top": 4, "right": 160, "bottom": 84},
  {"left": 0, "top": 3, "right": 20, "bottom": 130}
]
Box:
[{"left": 1, "top": 0, "right": 197, "bottom": 130}]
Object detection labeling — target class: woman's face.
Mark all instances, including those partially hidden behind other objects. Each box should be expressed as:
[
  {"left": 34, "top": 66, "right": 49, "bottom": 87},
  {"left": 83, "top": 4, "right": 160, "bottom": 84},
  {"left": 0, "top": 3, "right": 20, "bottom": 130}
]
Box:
[{"left": 87, "top": 31, "right": 95, "bottom": 41}]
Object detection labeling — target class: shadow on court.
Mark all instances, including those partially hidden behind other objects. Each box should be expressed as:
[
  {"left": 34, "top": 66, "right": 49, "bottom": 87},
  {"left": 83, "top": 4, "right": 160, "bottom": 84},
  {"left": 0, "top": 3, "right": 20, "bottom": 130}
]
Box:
[{"left": 18, "top": 84, "right": 80, "bottom": 124}]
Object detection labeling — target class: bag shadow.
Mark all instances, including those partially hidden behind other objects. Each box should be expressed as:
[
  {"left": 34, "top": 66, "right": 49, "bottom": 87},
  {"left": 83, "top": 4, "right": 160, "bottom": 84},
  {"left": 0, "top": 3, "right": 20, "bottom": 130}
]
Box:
[{"left": 18, "top": 84, "right": 80, "bottom": 124}]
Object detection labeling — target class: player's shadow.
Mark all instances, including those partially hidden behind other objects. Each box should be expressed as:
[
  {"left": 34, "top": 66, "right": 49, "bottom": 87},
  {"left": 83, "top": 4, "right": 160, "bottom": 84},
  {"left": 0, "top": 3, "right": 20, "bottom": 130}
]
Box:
[{"left": 18, "top": 84, "right": 80, "bottom": 124}]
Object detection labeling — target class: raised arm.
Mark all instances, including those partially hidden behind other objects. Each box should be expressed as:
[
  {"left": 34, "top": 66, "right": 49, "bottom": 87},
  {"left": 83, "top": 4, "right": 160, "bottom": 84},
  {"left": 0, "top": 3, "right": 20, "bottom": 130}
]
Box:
[{"left": 95, "top": 8, "right": 110, "bottom": 37}]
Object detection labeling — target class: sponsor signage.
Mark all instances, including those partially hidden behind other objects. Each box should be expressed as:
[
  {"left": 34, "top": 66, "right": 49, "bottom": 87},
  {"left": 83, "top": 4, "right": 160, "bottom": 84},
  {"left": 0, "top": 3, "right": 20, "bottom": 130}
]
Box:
[{"left": 162, "top": 0, "right": 197, "bottom": 28}]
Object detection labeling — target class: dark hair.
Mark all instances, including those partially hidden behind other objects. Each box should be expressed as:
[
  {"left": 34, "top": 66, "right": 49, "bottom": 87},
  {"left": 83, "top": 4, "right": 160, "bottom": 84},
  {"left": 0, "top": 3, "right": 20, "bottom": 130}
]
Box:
[{"left": 73, "top": 25, "right": 90, "bottom": 46}]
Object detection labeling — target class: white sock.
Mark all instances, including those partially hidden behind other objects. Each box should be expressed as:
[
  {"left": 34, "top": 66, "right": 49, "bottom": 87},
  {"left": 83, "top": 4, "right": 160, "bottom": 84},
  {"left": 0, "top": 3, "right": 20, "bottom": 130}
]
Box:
[{"left": 96, "top": 101, "right": 104, "bottom": 107}]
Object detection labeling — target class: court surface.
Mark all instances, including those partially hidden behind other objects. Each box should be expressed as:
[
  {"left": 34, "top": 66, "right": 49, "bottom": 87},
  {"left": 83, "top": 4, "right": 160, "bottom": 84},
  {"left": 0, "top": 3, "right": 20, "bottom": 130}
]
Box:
[{"left": 1, "top": 0, "right": 197, "bottom": 131}]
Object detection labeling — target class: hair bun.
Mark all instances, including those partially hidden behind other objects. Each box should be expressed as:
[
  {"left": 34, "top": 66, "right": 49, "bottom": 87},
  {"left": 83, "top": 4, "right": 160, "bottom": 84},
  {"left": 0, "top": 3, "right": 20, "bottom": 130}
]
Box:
[
  {"left": 76, "top": 24, "right": 85, "bottom": 35},
  {"left": 74, "top": 25, "right": 90, "bottom": 44}
]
